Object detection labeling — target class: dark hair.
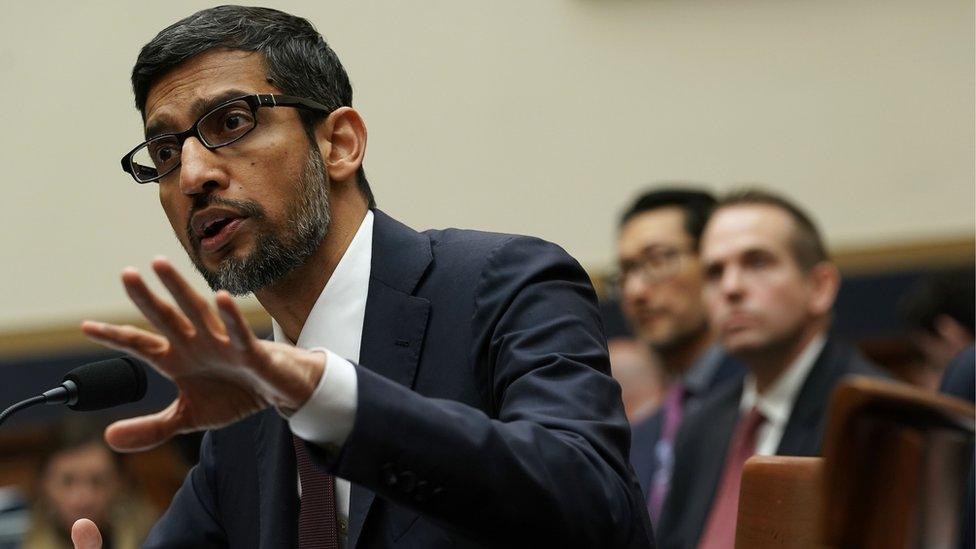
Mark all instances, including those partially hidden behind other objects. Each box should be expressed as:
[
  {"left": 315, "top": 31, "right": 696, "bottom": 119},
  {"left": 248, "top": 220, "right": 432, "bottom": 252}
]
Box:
[
  {"left": 899, "top": 270, "right": 976, "bottom": 336},
  {"left": 713, "top": 188, "right": 828, "bottom": 271},
  {"left": 619, "top": 187, "right": 717, "bottom": 248},
  {"left": 131, "top": 5, "right": 374, "bottom": 207},
  {"left": 39, "top": 418, "right": 123, "bottom": 474}
]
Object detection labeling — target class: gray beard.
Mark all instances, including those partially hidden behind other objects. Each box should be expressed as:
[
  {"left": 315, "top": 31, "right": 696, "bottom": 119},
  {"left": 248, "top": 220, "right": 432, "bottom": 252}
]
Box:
[{"left": 186, "top": 147, "right": 331, "bottom": 296}]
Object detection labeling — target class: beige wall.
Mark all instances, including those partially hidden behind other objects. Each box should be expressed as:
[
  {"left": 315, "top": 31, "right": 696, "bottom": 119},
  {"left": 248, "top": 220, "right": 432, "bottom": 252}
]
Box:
[{"left": 0, "top": 0, "right": 972, "bottom": 332}]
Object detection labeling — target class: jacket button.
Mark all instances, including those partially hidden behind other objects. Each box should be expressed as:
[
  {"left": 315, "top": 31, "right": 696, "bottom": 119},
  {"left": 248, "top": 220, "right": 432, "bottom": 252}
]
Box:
[
  {"left": 381, "top": 463, "right": 398, "bottom": 487},
  {"left": 398, "top": 470, "right": 417, "bottom": 493}
]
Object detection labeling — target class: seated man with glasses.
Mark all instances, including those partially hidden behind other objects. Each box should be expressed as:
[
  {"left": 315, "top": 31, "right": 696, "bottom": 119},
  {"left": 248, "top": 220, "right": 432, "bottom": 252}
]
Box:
[
  {"left": 70, "top": 5, "right": 654, "bottom": 549},
  {"left": 615, "top": 188, "right": 744, "bottom": 527}
]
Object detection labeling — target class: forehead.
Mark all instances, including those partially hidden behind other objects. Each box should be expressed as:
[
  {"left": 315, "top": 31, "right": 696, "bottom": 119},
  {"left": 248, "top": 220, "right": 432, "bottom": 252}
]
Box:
[
  {"left": 48, "top": 442, "right": 114, "bottom": 472},
  {"left": 701, "top": 204, "right": 795, "bottom": 261},
  {"left": 618, "top": 207, "right": 691, "bottom": 255},
  {"left": 144, "top": 49, "right": 274, "bottom": 132}
]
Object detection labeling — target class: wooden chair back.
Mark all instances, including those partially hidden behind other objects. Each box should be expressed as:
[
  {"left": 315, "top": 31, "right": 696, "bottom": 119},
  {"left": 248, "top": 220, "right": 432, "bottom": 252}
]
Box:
[
  {"left": 820, "top": 376, "right": 975, "bottom": 549},
  {"left": 735, "top": 455, "right": 826, "bottom": 548}
]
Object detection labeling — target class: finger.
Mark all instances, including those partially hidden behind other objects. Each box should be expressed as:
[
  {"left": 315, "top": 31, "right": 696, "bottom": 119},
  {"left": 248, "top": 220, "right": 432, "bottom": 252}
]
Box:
[
  {"left": 121, "top": 267, "right": 195, "bottom": 339},
  {"left": 105, "top": 400, "right": 184, "bottom": 452},
  {"left": 71, "top": 518, "right": 103, "bottom": 549},
  {"left": 216, "top": 291, "right": 257, "bottom": 351},
  {"left": 81, "top": 321, "right": 169, "bottom": 365},
  {"left": 152, "top": 257, "right": 226, "bottom": 337}
]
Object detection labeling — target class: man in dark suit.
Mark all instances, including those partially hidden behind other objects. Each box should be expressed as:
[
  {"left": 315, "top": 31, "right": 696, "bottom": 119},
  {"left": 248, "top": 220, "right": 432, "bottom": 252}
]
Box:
[
  {"left": 656, "top": 190, "right": 881, "bottom": 549},
  {"left": 941, "top": 346, "right": 975, "bottom": 549},
  {"left": 69, "top": 6, "right": 653, "bottom": 548},
  {"left": 616, "top": 189, "right": 742, "bottom": 523}
]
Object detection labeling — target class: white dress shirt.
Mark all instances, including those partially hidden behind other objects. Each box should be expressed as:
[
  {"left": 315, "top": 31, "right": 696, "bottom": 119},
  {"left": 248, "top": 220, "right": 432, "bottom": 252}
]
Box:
[
  {"left": 738, "top": 333, "right": 826, "bottom": 456},
  {"left": 272, "top": 210, "right": 372, "bottom": 543}
]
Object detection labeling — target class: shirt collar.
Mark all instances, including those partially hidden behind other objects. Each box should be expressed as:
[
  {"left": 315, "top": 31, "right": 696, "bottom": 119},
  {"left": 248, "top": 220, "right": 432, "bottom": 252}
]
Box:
[
  {"left": 272, "top": 210, "right": 374, "bottom": 360},
  {"left": 739, "top": 332, "right": 827, "bottom": 426}
]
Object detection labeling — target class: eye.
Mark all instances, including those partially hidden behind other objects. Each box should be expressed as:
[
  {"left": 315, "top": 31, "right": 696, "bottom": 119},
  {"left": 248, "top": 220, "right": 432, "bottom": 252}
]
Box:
[
  {"left": 153, "top": 146, "right": 176, "bottom": 164},
  {"left": 146, "top": 138, "right": 180, "bottom": 168},
  {"left": 223, "top": 113, "right": 246, "bottom": 131},
  {"left": 203, "top": 105, "right": 256, "bottom": 143},
  {"left": 742, "top": 250, "right": 774, "bottom": 269},
  {"left": 704, "top": 263, "right": 723, "bottom": 282}
]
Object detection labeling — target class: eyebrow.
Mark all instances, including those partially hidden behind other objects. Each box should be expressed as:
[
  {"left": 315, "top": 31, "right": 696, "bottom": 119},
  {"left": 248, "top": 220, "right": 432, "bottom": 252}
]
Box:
[{"left": 144, "top": 88, "right": 253, "bottom": 139}]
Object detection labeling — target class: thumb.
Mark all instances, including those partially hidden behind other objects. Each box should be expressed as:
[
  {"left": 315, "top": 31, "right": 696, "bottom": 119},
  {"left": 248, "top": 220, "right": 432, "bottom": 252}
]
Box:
[
  {"left": 105, "top": 400, "right": 183, "bottom": 452},
  {"left": 71, "top": 518, "right": 102, "bottom": 549}
]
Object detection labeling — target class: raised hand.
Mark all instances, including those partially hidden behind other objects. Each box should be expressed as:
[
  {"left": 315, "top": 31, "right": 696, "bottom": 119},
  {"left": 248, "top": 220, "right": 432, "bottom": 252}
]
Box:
[
  {"left": 71, "top": 519, "right": 102, "bottom": 549},
  {"left": 81, "top": 257, "right": 324, "bottom": 452}
]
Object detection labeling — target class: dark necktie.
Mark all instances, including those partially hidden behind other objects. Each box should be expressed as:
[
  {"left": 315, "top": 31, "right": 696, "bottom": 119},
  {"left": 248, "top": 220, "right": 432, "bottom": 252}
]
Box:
[
  {"left": 647, "top": 381, "right": 687, "bottom": 522},
  {"left": 697, "top": 407, "right": 766, "bottom": 549},
  {"left": 292, "top": 435, "right": 339, "bottom": 549}
]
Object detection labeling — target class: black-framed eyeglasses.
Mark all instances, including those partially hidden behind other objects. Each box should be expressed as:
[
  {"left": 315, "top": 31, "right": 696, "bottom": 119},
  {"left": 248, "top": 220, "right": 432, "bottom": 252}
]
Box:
[
  {"left": 120, "top": 94, "right": 331, "bottom": 184},
  {"left": 613, "top": 246, "right": 694, "bottom": 287}
]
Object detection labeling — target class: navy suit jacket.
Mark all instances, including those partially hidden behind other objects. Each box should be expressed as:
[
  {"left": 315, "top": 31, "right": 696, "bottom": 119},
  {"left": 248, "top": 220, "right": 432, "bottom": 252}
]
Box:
[
  {"left": 629, "top": 354, "right": 744, "bottom": 500},
  {"left": 940, "top": 345, "right": 975, "bottom": 549},
  {"left": 145, "top": 210, "right": 655, "bottom": 548},
  {"left": 655, "top": 336, "right": 883, "bottom": 549}
]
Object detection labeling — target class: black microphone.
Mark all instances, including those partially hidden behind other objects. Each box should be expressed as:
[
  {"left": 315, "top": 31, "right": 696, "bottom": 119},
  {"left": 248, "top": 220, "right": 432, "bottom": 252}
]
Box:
[{"left": 0, "top": 356, "right": 148, "bottom": 426}]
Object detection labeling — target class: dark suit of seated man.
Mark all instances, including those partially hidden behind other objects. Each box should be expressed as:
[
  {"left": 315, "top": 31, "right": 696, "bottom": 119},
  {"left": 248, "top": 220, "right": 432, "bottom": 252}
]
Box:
[
  {"left": 655, "top": 190, "right": 884, "bottom": 549},
  {"left": 69, "top": 6, "right": 654, "bottom": 548}
]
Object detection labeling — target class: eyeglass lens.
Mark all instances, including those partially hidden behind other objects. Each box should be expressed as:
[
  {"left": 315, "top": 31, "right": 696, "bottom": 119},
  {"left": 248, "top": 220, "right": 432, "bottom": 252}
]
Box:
[{"left": 129, "top": 99, "right": 257, "bottom": 182}]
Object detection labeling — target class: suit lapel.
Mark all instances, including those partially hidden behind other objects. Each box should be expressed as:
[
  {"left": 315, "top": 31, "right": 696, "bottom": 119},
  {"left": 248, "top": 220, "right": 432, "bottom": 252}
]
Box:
[
  {"left": 347, "top": 209, "right": 432, "bottom": 548},
  {"left": 689, "top": 383, "right": 741, "bottom": 542},
  {"left": 254, "top": 410, "right": 299, "bottom": 549},
  {"left": 777, "top": 337, "right": 843, "bottom": 456}
]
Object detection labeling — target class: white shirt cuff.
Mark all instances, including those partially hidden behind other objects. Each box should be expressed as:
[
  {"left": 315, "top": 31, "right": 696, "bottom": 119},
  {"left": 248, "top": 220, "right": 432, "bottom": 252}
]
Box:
[{"left": 286, "top": 348, "right": 359, "bottom": 447}]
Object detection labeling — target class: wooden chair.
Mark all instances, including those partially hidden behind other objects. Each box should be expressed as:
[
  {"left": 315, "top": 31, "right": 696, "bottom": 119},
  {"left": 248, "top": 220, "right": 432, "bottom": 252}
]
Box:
[
  {"left": 820, "top": 376, "right": 975, "bottom": 549},
  {"left": 735, "top": 455, "right": 826, "bottom": 548}
]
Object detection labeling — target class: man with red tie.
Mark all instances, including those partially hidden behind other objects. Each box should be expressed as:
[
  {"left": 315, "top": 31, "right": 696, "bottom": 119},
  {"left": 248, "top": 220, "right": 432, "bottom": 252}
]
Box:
[{"left": 655, "top": 189, "right": 883, "bottom": 549}]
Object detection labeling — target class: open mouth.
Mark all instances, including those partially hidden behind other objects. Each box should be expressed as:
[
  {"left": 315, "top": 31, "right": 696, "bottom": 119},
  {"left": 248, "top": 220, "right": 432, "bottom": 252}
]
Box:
[
  {"left": 202, "top": 217, "right": 236, "bottom": 238},
  {"left": 191, "top": 209, "right": 249, "bottom": 254}
]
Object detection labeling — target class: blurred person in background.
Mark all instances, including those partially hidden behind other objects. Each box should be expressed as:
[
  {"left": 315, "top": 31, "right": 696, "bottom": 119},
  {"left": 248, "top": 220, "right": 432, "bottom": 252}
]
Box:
[
  {"left": 899, "top": 270, "right": 975, "bottom": 389},
  {"left": 23, "top": 420, "right": 156, "bottom": 549},
  {"left": 608, "top": 337, "right": 665, "bottom": 423},
  {"left": 599, "top": 299, "right": 666, "bottom": 423},
  {"left": 657, "top": 189, "right": 884, "bottom": 549},
  {"left": 616, "top": 188, "right": 744, "bottom": 524}
]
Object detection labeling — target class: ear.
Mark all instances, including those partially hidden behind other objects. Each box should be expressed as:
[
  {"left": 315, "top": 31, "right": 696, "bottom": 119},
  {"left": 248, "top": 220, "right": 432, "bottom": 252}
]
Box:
[
  {"left": 806, "top": 262, "right": 840, "bottom": 316},
  {"left": 313, "top": 107, "right": 367, "bottom": 185}
]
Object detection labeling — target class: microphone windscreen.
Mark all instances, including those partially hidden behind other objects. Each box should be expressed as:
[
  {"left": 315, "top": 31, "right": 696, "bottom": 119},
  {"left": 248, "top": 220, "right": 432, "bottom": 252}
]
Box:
[{"left": 63, "top": 356, "right": 148, "bottom": 411}]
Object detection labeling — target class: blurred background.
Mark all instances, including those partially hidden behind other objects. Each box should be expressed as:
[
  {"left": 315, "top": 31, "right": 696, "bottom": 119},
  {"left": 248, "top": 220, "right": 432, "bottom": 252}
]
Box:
[{"left": 0, "top": 0, "right": 972, "bottom": 545}]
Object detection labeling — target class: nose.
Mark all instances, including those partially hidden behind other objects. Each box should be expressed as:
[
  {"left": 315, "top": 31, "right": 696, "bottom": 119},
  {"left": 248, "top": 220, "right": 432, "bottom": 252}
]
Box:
[
  {"left": 719, "top": 265, "right": 746, "bottom": 302},
  {"left": 178, "top": 137, "right": 228, "bottom": 196},
  {"left": 620, "top": 271, "right": 649, "bottom": 304}
]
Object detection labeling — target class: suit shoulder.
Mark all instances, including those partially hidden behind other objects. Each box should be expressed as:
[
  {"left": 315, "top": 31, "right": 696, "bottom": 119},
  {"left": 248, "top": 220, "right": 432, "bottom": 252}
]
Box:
[
  {"left": 826, "top": 337, "right": 888, "bottom": 379},
  {"left": 424, "top": 227, "right": 573, "bottom": 262},
  {"left": 422, "top": 228, "right": 584, "bottom": 284}
]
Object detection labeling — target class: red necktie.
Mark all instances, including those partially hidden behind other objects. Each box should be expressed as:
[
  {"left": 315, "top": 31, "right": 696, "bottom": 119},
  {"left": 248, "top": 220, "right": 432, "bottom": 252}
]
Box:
[
  {"left": 697, "top": 407, "right": 766, "bottom": 549},
  {"left": 292, "top": 435, "right": 339, "bottom": 549}
]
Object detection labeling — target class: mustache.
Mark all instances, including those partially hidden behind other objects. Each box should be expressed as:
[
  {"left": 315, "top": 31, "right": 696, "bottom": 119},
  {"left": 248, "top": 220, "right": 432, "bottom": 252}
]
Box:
[{"left": 186, "top": 194, "right": 266, "bottom": 245}]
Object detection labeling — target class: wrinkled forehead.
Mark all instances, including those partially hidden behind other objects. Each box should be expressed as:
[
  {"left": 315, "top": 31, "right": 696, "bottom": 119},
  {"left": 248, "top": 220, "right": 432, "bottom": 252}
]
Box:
[
  {"left": 701, "top": 204, "right": 796, "bottom": 261},
  {"left": 143, "top": 49, "right": 274, "bottom": 136}
]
